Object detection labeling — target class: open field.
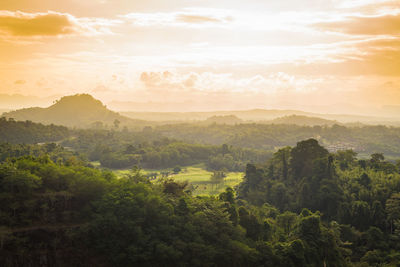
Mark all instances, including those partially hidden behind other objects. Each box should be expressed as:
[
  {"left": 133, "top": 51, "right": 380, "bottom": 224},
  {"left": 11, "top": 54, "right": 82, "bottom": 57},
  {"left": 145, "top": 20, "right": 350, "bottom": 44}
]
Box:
[{"left": 115, "top": 164, "right": 244, "bottom": 196}]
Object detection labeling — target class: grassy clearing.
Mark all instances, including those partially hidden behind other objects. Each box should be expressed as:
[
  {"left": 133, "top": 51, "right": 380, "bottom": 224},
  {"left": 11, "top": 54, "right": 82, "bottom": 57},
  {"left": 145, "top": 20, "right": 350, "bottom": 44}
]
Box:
[
  {"left": 115, "top": 164, "right": 244, "bottom": 196},
  {"left": 90, "top": 161, "right": 101, "bottom": 167}
]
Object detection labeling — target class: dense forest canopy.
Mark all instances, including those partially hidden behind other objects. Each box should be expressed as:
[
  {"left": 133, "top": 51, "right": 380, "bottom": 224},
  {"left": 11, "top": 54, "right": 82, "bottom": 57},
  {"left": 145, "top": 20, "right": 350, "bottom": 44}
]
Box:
[
  {"left": 0, "top": 135, "right": 399, "bottom": 266},
  {"left": 2, "top": 116, "right": 400, "bottom": 168},
  {"left": 0, "top": 117, "right": 69, "bottom": 144},
  {"left": 154, "top": 123, "right": 400, "bottom": 158},
  {"left": 1, "top": 106, "right": 400, "bottom": 266}
]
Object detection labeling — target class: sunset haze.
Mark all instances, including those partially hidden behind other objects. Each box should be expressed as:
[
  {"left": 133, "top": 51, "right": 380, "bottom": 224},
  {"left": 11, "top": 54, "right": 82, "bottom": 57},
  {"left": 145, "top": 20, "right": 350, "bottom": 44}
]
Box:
[{"left": 1, "top": 0, "right": 399, "bottom": 115}]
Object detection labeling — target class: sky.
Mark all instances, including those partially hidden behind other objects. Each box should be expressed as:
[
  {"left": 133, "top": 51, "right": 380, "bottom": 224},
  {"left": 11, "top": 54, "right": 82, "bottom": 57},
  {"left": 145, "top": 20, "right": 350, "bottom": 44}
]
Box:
[{"left": 0, "top": 0, "right": 399, "bottom": 114}]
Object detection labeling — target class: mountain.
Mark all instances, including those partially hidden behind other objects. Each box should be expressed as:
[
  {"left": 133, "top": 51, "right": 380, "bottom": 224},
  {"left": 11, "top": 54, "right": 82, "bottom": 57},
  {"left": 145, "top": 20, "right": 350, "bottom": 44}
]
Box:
[
  {"left": 204, "top": 115, "right": 243, "bottom": 124},
  {"left": 2, "top": 94, "right": 145, "bottom": 128},
  {"left": 121, "top": 109, "right": 312, "bottom": 122},
  {"left": 121, "top": 109, "right": 400, "bottom": 125},
  {"left": 267, "top": 115, "right": 339, "bottom": 126}
]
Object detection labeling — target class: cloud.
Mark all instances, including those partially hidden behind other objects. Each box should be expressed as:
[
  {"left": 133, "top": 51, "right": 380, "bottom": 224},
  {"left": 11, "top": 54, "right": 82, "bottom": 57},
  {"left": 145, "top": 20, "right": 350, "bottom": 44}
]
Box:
[
  {"left": 122, "top": 8, "right": 233, "bottom": 27},
  {"left": 338, "top": 0, "right": 400, "bottom": 13},
  {"left": 323, "top": 38, "right": 400, "bottom": 76},
  {"left": 0, "top": 11, "right": 75, "bottom": 36},
  {"left": 175, "top": 14, "right": 232, "bottom": 24},
  {"left": 265, "top": 37, "right": 400, "bottom": 77},
  {"left": 314, "top": 13, "right": 400, "bottom": 35},
  {"left": 0, "top": 10, "right": 118, "bottom": 37},
  {"left": 139, "top": 71, "right": 323, "bottom": 94},
  {"left": 135, "top": 70, "right": 400, "bottom": 112},
  {"left": 14, "top": 79, "right": 26, "bottom": 85},
  {"left": 308, "top": 7, "right": 400, "bottom": 76}
]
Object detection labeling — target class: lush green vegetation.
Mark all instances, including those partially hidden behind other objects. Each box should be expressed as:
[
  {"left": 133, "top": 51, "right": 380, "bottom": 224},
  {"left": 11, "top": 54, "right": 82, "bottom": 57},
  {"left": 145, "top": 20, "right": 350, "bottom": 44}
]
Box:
[
  {"left": 0, "top": 117, "right": 69, "bottom": 144},
  {"left": 0, "top": 142, "right": 86, "bottom": 164},
  {"left": 62, "top": 130, "right": 272, "bottom": 171},
  {"left": 1, "top": 138, "right": 399, "bottom": 266},
  {"left": 1, "top": 109, "right": 400, "bottom": 266},
  {"left": 237, "top": 139, "right": 400, "bottom": 265},
  {"left": 0, "top": 155, "right": 349, "bottom": 267},
  {"left": 154, "top": 123, "right": 400, "bottom": 157}
]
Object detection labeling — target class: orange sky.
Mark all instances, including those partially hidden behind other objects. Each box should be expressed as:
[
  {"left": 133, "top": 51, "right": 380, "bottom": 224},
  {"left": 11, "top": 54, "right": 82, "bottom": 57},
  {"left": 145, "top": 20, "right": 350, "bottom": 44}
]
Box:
[{"left": 0, "top": 0, "right": 399, "bottom": 114}]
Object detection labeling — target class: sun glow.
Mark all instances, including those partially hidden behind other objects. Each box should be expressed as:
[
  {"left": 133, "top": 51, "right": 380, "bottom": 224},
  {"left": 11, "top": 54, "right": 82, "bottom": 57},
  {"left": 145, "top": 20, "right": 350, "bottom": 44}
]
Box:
[{"left": 0, "top": 0, "right": 399, "bottom": 115}]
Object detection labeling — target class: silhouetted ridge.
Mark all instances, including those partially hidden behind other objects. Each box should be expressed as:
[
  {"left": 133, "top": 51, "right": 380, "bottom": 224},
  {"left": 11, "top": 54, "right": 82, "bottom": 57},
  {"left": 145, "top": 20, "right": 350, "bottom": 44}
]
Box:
[{"left": 3, "top": 94, "right": 144, "bottom": 128}]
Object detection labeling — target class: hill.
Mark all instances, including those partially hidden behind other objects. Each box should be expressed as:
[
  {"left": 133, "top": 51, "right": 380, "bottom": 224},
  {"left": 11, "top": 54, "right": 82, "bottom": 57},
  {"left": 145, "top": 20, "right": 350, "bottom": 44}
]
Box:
[
  {"left": 267, "top": 115, "right": 339, "bottom": 126},
  {"left": 121, "top": 109, "right": 400, "bottom": 125},
  {"left": 204, "top": 115, "right": 243, "bottom": 124},
  {"left": 2, "top": 94, "right": 146, "bottom": 128},
  {"left": 121, "top": 109, "right": 312, "bottom": 122}
]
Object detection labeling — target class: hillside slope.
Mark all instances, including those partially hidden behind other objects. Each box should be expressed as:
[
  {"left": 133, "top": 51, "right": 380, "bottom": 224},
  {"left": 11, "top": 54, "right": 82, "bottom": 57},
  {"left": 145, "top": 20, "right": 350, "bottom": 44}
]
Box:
[{"left": 3, "top": 94, "right": 145, "bottom": 128}]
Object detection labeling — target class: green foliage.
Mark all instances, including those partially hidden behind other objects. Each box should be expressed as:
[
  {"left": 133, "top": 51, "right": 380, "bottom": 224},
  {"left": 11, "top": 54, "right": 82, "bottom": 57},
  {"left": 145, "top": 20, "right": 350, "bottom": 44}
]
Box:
[
  {"left": 210, "top": 171, "right": 226, "bottom": 184},
  {"left": 0, "top": 142, "right": 87, "bottom": 165},
  {"left": 173, "top": 166, "right": 182, "bottom": 174},
  {"left": 1, "top": 131, "right": 400, "bottom": 266},
  {"left": 0, "top": 152, "right": 351, "bottom": 266},
  {"left": 290, "top": 139, "right": 329, "bottom": 180},
  {"left": 155, "top": 123, "right": 400, "bottom": 158},
  {"left": 0, "top": 117, "right": 69, "bottom": 144},
  {"left": 237, "top": 139, "right": 400, "bottom": 265},
  {"left": 65, "top": 130, "right": 272, "bottom": 170}
]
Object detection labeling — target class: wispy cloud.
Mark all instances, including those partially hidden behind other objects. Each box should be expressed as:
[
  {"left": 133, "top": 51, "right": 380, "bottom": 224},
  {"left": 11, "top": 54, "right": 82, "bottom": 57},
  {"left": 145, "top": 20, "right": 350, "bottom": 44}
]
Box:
[
  {"left": 176, "top": 13, "right": 232, "bottom": 24},
  {"left": 0, "top": 10, "right": 119, "bottom": 38},
  {"left": 314, "top": 13, "right": 400, "bottom": 35},
  {"left": 0, "top": 11, "right": 75, "bottom": 36},
  {"left": 14, "top": 79, "right": 26, "bottom": 85},
  {"left": 122, "top": 8, "right": 233, "bottom": 28},
  {"left": 139, "top": 71, "right": 324, "bottom": 94}
]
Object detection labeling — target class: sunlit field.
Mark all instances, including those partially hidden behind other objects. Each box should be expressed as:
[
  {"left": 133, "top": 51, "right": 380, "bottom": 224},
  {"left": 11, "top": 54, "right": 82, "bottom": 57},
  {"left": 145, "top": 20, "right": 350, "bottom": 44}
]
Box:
[{"left": 115, "top": 164, "right": 243, "bottom": 196}]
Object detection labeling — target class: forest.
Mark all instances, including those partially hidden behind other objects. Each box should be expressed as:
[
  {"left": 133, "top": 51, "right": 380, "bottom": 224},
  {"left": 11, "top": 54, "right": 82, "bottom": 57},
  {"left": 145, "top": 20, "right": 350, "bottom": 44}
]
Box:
[{"left": 0, "top": 118, "right": 400, "bottom": 266}]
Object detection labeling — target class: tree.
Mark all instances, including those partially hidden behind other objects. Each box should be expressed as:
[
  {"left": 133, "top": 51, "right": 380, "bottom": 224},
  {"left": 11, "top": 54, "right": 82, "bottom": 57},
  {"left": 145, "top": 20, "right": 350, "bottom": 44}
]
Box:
[
  {"left": 210, "top": 171, "right": 226, "bottom": 184},
  {"left": 173, "top": 166, "right": 181, "bottom": 174},
  {"left": 351, "top": 201, "right": 371, "bottom": 231},
  {"left": 113, "top": 119, "right": 120, "bottom": 129},
  {"left": 221, "top": 143, "right": 230, "bottom": 156},
  {"left": 277, "top": 211, "right": 297, "bottom": 237},
  {"left": 386, "top": 193, "right": 400, "bottom": 234},
  {"left": 370, "top": 153, "right": 384, "bottom": 163},
  {"left": 371, "top": 200, "right": 386, "bottom": 230},
  {"left": 359, "top": 173, "right": 371, "bottom": 188},
  {"left": 269, "top": 182, "right": 288, "bottom": 211},
  {"left": 335, "top": 150, "right": 357, "bottom": 170},
  {"left": 219, "top": 187, "right": 235, "bottom": 204},
  {"left": 359, "top": 160, "right": 367, "bottom": 169},
  {"left": 290, "top": 139, "right": 328, "bottom": 180},
  {"left": 396, "top": 160, "right": 400, "bottom": 174}
]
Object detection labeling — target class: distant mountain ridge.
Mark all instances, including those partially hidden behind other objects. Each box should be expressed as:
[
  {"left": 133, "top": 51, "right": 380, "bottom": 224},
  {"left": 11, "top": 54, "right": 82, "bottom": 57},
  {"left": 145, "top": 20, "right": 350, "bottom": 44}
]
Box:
[
  {"left": 3, "top": 94, "right": 400, "bottom": 128},
  {"left": 121, "top": 109, "right": 400, "bottom": 125},
  {"left": 2, "top": 94, "right": 143, "bottom": 128},
  {"left": 267, "top": 115, "right": 339, "bottom": 126},
  {"left": 204, "top": 115, "right": 243, "bottom": 124}
]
